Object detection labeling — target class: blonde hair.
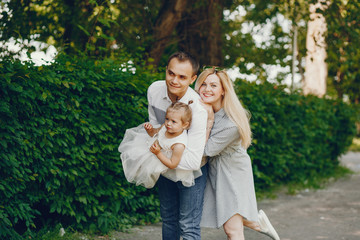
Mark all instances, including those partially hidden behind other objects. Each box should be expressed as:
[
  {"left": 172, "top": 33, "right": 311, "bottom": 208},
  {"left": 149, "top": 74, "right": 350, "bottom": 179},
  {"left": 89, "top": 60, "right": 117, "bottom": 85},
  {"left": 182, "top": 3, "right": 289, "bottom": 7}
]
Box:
[
  {"left": 195, "top": 68, "right": 252, "bottom": 149},
  {"left": 166, "top": 102, "right": 192, "bottom": 129}
]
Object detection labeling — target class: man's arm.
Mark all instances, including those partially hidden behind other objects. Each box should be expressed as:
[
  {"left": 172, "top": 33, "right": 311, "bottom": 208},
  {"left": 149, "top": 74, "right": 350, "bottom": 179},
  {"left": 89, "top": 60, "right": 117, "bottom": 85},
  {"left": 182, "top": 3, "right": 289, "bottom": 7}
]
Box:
[{"left": 176, "top": 102, "right": 207, "bottom": 170}]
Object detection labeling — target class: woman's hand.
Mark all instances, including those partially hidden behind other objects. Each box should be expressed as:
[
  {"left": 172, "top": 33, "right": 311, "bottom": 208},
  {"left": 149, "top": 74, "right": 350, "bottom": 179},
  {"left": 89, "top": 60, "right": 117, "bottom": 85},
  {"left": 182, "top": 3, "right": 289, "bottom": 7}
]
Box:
[
  {"left": 199, "top": 100, "right": 214, "bottom": 122},
  {"left": 199, "top": 100, "right": 214, "bottom": 141}
]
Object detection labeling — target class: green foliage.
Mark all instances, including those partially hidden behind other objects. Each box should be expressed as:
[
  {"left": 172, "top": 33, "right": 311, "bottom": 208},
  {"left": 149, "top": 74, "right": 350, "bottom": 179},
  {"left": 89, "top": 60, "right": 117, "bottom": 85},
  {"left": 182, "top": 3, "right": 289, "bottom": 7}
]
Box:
[
  {"left": 326, "top": 0, "right": 360, "bottom": 103},
  {"left": 0, "top": 0, "right": 162, "bottom": 58},
  {"left": 0, "top": 55, "right": 162, "bottom": 239},
  {"left": 0, "top": 55, "right": 356, "bottom": 238},
  {"left": 1, "top": 0, "right": 359, "bottom": 101},
  {"left": 349, "top": 138, "right": 360, "bottom": 152},
  {"left": 235, "top": 80, "right": 357, "bottom": 190}
]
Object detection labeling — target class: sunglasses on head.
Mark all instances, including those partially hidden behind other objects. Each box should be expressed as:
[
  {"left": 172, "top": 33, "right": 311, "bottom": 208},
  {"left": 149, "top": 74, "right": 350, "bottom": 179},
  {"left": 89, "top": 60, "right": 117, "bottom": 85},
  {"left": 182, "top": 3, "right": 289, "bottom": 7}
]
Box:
[{"left": 202, "top": 66, "right": 225, "bottom": 73}]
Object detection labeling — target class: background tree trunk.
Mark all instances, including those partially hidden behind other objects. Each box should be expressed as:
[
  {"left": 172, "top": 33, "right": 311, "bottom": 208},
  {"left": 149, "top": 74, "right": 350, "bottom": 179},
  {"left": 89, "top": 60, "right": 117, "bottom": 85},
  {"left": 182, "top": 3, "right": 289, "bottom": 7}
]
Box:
[
  {"left": 303, "top": 0, "right": 329, "bottom": 97},
  {"left": 148, "top": 0, "right": 188, "bottom": 66},
  {"left": 176, "top": 0, "right": 223, "bottom": 67}
]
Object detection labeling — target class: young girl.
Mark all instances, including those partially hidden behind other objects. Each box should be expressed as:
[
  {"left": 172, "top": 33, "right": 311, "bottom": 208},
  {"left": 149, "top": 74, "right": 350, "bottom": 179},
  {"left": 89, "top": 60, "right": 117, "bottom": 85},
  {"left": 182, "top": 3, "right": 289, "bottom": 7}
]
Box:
[{"left": 118, "top": 102, "right": 195, "bottom": 188}]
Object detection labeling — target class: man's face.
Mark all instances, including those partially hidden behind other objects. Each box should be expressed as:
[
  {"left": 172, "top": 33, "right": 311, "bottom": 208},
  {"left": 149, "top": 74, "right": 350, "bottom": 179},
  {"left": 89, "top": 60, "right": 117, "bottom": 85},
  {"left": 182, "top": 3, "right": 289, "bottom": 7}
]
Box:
[{"left": 166, "top": 58, "right": 197, "bottom": 101}]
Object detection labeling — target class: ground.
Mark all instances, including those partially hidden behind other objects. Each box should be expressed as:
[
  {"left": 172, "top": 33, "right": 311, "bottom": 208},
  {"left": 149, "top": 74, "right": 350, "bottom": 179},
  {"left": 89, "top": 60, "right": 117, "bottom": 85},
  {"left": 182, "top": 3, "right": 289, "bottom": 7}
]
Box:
[{"left": 107, "top": 152, "right": 360, "bottom": 240}]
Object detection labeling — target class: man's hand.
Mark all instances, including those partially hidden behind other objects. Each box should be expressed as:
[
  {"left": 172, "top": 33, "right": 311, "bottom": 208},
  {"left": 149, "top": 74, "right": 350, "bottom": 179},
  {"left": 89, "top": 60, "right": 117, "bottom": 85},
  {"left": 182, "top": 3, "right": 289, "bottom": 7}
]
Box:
[{"left": 150, "top": 140, "right": 161, "bottom": 155}]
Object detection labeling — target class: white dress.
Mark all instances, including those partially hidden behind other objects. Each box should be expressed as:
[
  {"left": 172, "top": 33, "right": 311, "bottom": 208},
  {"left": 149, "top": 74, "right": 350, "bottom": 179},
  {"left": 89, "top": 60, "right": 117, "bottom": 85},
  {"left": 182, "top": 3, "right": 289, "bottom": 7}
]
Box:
[{"left": 118, "top": 124, "right": 194, "bottom": 188}]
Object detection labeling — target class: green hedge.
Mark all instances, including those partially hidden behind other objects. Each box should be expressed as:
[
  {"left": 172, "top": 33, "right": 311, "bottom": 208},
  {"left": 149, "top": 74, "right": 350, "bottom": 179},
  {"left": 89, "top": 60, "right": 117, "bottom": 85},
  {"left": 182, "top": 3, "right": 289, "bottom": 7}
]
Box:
[
  {"left": 235, "top": 81, "right": 357, "bottom": 190},
  {"left": 0, "top": 55, "right": 357, "bottom": 238},
  {"left": 0, "top": 55, "right": 162, "bottom": 239}
]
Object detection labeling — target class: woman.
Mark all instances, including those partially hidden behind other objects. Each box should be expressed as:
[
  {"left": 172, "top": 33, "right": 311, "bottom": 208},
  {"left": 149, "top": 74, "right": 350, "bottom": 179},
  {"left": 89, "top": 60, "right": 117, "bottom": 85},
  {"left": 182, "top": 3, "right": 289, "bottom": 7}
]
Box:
[{"left": 196, "top": 67, "right": 280, "bottom": 240}]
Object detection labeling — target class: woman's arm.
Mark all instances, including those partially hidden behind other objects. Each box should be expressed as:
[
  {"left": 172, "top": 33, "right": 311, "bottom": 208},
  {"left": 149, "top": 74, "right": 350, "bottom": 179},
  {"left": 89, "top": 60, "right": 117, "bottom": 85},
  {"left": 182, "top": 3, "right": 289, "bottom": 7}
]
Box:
[
  {"left": 200, "top": 101, "right": 215, "bottom": 142},
  {"left": 150, "top": 141, "right": 185, "bottom": 169},
  {"left": 204, "top": 126, "right": 240, "bottom": 157}
]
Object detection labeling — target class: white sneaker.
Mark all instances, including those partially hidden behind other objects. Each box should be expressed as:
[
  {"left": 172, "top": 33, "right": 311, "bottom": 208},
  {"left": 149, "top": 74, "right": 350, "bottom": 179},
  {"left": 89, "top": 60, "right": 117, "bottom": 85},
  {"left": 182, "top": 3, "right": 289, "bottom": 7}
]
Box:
[{"left": 258, "top": 209, "right": 280, "bottom": 240}]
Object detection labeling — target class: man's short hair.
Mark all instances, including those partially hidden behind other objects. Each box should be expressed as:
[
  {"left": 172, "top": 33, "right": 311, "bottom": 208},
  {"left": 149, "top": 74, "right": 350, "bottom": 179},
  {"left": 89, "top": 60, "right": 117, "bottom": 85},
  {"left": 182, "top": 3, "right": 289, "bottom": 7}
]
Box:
[{"left": 167, "top": 51, "right": 200, "bottom": 76}]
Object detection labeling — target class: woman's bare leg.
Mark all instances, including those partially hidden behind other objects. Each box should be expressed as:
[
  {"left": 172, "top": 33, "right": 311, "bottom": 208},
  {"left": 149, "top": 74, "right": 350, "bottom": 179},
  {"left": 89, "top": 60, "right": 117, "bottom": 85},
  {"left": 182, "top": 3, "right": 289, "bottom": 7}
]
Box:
[
  {"left": 243, "top": 210, "right": 280, "bottom": 240},
  {"left": 223, "top": 214, "right": 245, "bottom": 240},
  {"left": 243, "top": 219, "right": 261, "bottom": 232}
]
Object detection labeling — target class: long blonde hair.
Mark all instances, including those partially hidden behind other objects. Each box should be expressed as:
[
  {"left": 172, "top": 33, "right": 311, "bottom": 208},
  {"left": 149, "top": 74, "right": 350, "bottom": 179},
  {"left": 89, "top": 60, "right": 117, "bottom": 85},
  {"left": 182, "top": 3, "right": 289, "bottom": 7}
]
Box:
[{"left": 195, "top": 68, "right": 252, "bottom": 149}]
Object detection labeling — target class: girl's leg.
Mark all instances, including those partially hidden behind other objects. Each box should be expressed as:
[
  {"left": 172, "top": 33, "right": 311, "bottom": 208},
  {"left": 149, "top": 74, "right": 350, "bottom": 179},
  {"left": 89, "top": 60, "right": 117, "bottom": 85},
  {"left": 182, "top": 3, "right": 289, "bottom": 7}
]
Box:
[{"left": 223, "top": 214, "right": 245, "bottom": 240}]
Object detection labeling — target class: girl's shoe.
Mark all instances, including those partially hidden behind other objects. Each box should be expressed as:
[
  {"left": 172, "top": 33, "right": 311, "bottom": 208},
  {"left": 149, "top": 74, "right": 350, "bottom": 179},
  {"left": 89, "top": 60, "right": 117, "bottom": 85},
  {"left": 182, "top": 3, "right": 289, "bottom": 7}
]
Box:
[{"left": 258, "top": 209, "right": 280, "bottom": 240}]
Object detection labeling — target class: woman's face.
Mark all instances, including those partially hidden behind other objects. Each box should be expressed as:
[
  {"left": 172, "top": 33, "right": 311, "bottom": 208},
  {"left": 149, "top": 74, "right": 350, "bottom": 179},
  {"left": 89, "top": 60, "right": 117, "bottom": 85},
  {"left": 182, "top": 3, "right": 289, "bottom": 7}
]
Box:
[{"left": 198, "top": 74, "right": 224, "bottom": 109}]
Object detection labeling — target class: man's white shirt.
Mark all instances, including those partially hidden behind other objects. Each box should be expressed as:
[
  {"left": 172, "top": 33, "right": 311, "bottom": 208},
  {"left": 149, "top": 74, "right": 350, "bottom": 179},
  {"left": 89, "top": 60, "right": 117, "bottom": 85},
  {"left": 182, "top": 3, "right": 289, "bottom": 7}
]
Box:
[{"left": 147, "top": 81, "right": 207, "bottom": 170}]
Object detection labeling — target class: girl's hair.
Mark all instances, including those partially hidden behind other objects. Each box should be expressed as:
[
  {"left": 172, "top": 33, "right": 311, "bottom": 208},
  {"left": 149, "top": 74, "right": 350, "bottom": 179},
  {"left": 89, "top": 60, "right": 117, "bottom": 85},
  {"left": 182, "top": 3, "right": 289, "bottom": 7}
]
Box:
[
  {"left": 195, "top": 68, "right": 252, "bottom": 149},
  {"left": 166, "top": 101, "right": 192, "bottom": 129}
]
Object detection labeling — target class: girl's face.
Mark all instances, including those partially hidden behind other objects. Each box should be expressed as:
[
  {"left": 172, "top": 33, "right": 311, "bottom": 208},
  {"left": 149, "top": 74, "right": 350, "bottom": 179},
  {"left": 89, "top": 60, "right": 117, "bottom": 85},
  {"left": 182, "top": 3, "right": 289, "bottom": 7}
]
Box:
[
  {"left": 164, "top": 110, "right": 188, "bottom": 134},
  {"left": 199, "top": 74, "right": 224, "bottom": 109}
]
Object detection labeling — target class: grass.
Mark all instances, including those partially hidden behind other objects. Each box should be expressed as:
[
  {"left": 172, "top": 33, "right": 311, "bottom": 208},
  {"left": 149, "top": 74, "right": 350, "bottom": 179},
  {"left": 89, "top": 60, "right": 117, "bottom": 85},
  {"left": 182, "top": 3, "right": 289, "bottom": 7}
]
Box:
[{"left": 285, "top": 165, "right": 353, "bottom": 195}]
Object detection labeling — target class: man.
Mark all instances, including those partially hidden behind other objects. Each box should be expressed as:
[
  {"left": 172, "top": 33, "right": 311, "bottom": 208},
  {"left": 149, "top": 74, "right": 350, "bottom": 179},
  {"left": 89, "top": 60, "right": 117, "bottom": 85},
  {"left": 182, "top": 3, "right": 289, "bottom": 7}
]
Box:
[{"left": 147, "top": 52, "right": 208, "bottom": 240}]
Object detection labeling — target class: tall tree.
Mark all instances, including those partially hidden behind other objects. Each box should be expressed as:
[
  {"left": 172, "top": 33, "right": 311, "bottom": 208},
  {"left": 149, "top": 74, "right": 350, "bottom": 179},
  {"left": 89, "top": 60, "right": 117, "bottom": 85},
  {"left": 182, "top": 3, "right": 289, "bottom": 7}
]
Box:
[
  {"left": 303, "top": 0, "right": 329, "bottom": 97},
  {"left": 326, "top": 0, "right": 360, "bottom": 104},
  {"left": 0, "top": 0, "right": 228, "bottom": 66},
  {"left": 147, "top": 0, "right": 188, "bottom": 66},
  {"left": 1, "top": 0, "right": 359, "bottom": 104},
  {"left": 176, "top": 0, "right": 224, "bottom": 67}
]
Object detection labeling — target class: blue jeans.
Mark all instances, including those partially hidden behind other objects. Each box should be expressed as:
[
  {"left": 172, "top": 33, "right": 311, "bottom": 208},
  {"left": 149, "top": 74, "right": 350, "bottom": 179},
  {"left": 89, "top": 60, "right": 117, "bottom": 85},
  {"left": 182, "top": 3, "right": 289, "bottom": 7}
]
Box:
[{"left": 157, "top": 165, "right": 208, "bottom": 240}]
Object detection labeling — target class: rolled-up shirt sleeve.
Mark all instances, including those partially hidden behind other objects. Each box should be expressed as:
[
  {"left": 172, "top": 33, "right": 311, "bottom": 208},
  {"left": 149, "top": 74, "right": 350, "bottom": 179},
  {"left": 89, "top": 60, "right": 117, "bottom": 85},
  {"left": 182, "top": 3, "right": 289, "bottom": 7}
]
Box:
[
  {"left": 204, "top": 126, "right": 239, "bottom": 157},
  {"left": 176, "top": 103, "right": 208, "bottom": 170},
  {"left": 148, "top": 103, "right": 161, "bottom": 128},
  {"left": 147, "top": 84, "right": 162, "bottom": 128}
]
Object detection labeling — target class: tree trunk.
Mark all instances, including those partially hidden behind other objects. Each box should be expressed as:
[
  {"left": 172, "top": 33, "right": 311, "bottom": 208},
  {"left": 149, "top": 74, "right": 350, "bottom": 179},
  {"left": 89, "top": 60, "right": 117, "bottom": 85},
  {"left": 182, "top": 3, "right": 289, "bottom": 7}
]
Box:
[
  {"left": 63, "top": 0, "right": 75, "bottom": 53},
  {"left": 176, "top": 0, "right": 223, "bottom": 67},
  {"left": 291, "top": 24, "right": 298, "bottom": 91},
  {"left": 148, "top": 0, "right": 188, "bottom": 66},
  {"left": 303, "top": 0, "right": 329, "bottom": 97},
  {"left": 63, "top": 0, "right": 92, "bottom": 54}
]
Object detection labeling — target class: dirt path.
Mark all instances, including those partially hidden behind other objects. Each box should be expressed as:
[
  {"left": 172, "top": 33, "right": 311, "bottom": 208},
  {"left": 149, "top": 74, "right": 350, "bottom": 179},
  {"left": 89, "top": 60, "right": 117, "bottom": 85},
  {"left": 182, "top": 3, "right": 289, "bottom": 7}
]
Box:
[{"left": 111, "top": 152, "right": 360, "bottom": 240}]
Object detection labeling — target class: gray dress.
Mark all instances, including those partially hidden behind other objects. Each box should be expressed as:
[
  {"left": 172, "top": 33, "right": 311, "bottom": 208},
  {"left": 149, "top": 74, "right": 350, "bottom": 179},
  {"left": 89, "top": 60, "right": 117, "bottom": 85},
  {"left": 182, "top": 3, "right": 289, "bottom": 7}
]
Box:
[{"left": 201, "top": 108, "right": 259, "bottom": 228}]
